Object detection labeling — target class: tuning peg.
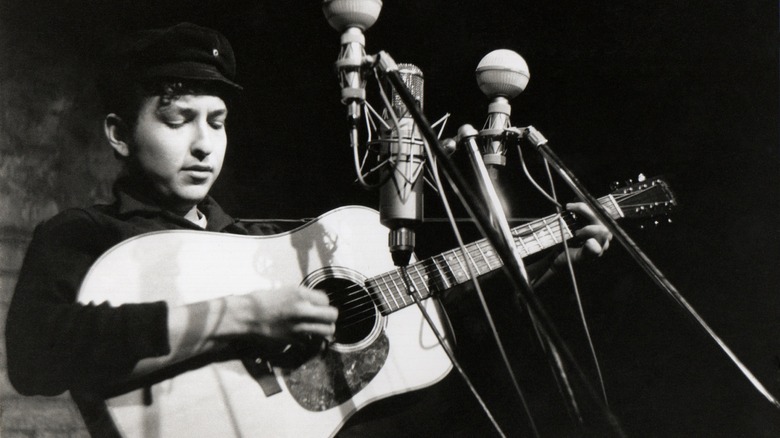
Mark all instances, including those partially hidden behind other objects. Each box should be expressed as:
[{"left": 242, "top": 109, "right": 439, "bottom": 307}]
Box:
[
  {"left": 637, "top": 214, "right": 675, "bottom": 231},
  {"left": 610, "top": 173, "right": 646, "bottom": 192}
]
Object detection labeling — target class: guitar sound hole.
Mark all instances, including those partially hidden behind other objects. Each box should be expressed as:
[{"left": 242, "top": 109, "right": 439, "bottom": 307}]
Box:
[{"left": 314, "top": 277, "right": 377, "bottom": 346}]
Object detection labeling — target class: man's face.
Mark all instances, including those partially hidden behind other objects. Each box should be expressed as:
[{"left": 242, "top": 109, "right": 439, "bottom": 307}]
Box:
[{"left": 129, "top": 94, "right": 227, "bottom": 213}]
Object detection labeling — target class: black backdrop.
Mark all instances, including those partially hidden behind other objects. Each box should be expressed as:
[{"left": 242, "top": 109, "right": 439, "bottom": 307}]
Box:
[{"left": 3, "top": 1, "right": 780, "bottom": 436}]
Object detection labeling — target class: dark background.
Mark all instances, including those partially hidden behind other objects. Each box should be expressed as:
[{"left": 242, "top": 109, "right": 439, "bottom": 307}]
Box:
[{"left": 2, "top": 1, "right": 779, "bottom": 436}]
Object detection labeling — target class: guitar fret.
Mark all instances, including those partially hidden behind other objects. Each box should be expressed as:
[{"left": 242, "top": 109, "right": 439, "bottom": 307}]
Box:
[
  {"left": 372, "top": 274, "right": 388, "bottom": 312},
  {"left": 481, "top": 243, "right": 499, "bottom": 269},
  {"left": 551, "top": 224, "right": 562, "bottom": 243},
  {"left": 475, "top": 242, "right": 491, "bottom": 271},
  {"left": 542, "top": 217, "right": 560, "bottom": 244},
  {"left": 450, "top": 250, "right": 469, "bottom": 284},
  {"left": 478, "top": 245, "right": 491, "bottom": 271},
  {"left": 534, "top": 223, "right": 551, "bottom": 250},
  {"left": 431, "top": 255, "right": 452, "bottom": 290},
  {"left": 464, "top": 244, "right": 482, "bottom": 276},
  {"left": 378, "top": 273, "right": 399, "bottom": 312},
  {"left": 605, "top": 195, "right": 623, "bottom": 218},
  {"left": 410, "top": 263, "right": 429, "bottom": 299},
  {"left": 560, "top": 220, "right": 572, "bottom": 242},
  {"left": 443, "top": 253, "right": 459, "bottom": 285},
  {"left": 480, "top": 245, "right": 492, "bottom": 270},
  {"left": 407, "top": 263, "right": 430, "bottom": 300},
  {"left": 387, "top": 272, "right": 406, "bottom": 308},
  {"left": 395, "top": 269, "right": 416, "bottom": 304},
  {"left": 514, "top": 227, "right": 531, "bottom": 254},
  {"left": 530, "top": 221, "right": 545, "bottom": 250},
  {"left": 369, "top": 276, "right": 391, "bottom": 314},
  {"left": 520, "top": 230, "right": 534, "bottom": 252},
  {"left": 475, "top": 244, "right": 490, "bottom": 272}
]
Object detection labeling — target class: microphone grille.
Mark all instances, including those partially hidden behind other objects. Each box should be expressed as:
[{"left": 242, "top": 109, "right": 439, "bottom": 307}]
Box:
[
  {"left": 323, "top": 0, "right": 383, "bottom": 32},
  {"left": 475, "top": 49, "right": 529, "bottom": 99},
  {"left": 391, "top": 63, "right": 424, "bottom": 114}
]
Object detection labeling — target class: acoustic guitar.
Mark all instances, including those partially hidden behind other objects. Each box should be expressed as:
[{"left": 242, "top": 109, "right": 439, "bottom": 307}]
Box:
[{"left": 77, "top": 177, "right": 675, "bottom": 437}]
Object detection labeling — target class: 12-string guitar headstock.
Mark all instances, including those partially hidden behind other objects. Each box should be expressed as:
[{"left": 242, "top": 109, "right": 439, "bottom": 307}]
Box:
[{"left": 610, "top": 174, "right": 677, "bottom": 228}]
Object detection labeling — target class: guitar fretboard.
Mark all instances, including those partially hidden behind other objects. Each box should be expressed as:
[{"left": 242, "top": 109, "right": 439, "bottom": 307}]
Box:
[{"left": 365, "top": 195, "right": 622, "bottom": 314}]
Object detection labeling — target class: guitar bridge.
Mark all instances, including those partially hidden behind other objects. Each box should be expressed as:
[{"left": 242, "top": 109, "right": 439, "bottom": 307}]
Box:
[{"left": 241, "top": 356, "right": 282, "bottom": 397}]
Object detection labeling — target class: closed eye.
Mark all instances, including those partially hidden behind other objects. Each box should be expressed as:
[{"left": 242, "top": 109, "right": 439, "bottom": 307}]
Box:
[
  {"left": 208, "top": 108, "right": 228, "bottom": 130},
  {"left": 165, "top": 119, "right": 187, "bottom": 129},
  {"left": 156, "top": 98, "right": 227, "bottom": 130},
  {"left": 209, "top": 117, "right": 227, "bottom": 129}
]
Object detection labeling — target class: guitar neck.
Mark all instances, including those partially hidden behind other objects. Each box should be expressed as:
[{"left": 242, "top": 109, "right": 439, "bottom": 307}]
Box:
[{"left": 366, "top": 194, "right": 623, "bottom": 314}]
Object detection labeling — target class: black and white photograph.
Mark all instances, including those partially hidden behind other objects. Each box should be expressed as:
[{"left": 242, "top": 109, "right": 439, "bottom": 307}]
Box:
[{"left": 1, "top": 1, "right": 778, "bottom": 436}]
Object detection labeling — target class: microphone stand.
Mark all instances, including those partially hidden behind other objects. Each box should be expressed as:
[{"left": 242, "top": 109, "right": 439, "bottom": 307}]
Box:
[
  {"left": 520, "top": 125, "right": 780, "bottom": 409},
  {"left": 458, "top": 124, "right": 529, "bottom": 281},
  {"left": 462, "top": 125, "right": 589, "bottom": 425},
  {"left": 373, "top": 51, "right": 626, "bottom": 435}
]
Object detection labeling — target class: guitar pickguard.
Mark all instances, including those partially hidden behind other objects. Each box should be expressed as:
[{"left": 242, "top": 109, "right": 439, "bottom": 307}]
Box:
[
  {"left": 284, "top": 334, "right": 389, "bottom": 411},
  {"left": 281, "top": 266, "right": 391, "bottom": 411}
]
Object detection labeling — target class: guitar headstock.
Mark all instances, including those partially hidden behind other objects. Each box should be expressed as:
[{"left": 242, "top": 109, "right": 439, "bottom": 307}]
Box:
[{"left": 611, "top": 175, "right": 677, "bottom": 219}]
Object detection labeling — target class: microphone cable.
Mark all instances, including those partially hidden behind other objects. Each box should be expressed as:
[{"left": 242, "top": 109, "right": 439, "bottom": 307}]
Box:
[
  {"left": 542, "top": 158, "right": 611, "bottom": 410},
  {"left": 419, "top": 135, "right": 541, "bottom": 437},
  {"left": 514, "top": 139, "right": 611, "bottom": 413}
]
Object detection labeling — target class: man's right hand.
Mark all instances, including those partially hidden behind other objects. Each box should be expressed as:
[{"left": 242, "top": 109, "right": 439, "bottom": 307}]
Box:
[{"left": 223, "top": 285, "right": 339, "bottom": 343}]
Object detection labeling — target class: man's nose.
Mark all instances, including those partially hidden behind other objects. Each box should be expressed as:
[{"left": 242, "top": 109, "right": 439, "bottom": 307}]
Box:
[{"left": 191, "top": 120, "right": 212, "bottom": 159}]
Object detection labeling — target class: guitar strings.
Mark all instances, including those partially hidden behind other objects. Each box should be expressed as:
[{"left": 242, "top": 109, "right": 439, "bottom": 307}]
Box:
[
  {"left": 336, "top": 187, "right": 648, "bottom": 314},
  {"left": 328, "top": 188, "right": 659, "bottom": 331},
  {"left": 327, "top": 209, "right": 581, "bottom": 326},
  {"left": 333, "top": 209, "right": 575, "bottom": 307},
  {"left": 327, "top": 216, "right": 576, "bottom": 330},
  {"left": 328, "top": 218, "right": 575, "bottom": 328}
]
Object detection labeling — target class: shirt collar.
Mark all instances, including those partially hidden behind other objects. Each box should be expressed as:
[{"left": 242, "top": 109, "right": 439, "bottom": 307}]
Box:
[{"left": 112, "top": 177, "right": 236, "bottom": 231}]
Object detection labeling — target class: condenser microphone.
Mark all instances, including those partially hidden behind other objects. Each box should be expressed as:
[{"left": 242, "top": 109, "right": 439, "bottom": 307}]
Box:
[
  {"left": 322, "top": 0, "right": 383, "bottom": 125},
  {"left": 379, "top": 64, "right": 425, "bottom": 267},
  {"left": 476, "top": 49, "right": 530, "bottom": 177}
]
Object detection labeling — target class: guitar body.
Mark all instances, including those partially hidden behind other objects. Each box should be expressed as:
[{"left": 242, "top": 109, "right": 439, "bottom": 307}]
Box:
[{"left": 78, "top": 206, "right": 453, "bottom": 438}]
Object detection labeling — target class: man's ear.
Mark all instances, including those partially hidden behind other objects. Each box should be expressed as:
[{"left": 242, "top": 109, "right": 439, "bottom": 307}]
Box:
[{"left": 104, "top": 114, "right": 131, "bottom": 158}]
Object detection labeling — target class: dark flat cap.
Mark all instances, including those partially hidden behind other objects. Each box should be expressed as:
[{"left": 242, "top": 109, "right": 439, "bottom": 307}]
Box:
[{"left": 118, "top": 22, "right": 242, "bottom": 90}]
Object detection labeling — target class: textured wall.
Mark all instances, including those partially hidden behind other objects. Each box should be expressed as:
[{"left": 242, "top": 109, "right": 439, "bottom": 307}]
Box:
[{"left": 0, "top": 24, "right": 120, "bottom": 437}]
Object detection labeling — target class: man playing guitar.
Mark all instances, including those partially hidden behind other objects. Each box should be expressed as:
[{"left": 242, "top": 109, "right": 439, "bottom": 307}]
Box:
[{"left": 5, "top": 22, "right": 612, "bottom": 437}]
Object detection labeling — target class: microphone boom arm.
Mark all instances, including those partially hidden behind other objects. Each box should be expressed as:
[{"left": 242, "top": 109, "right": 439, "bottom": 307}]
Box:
[
  {"left": 520, "top": 125, "right": 780, "bottom": 409},
  {"left": 373, "top": 51, "right": 626, "bottom": 433}
]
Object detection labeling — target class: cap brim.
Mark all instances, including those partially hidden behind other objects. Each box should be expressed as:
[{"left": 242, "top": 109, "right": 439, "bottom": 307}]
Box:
[{"left": 143, "top": 61, "right": 243, "bottom": 91}]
